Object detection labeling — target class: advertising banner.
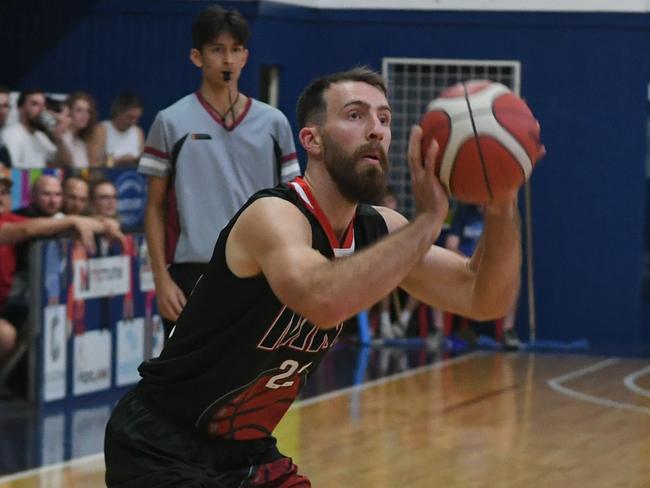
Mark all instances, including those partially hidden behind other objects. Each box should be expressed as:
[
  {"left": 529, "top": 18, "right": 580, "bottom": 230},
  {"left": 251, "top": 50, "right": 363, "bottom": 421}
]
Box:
[{"left": 36, "top": 234, "right": 162, "bottom": 407}]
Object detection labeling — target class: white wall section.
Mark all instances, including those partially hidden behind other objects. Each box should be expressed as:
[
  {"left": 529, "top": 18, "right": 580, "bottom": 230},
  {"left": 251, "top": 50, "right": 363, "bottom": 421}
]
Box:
[{"left": 266, "top": 0, "right": 650, "bottom": 13}]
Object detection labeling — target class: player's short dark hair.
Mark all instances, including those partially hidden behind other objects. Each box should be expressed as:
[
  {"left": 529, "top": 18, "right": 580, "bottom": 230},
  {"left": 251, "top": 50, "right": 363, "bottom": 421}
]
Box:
[
  {"left": 296, "top": 67, "right": 388, "bottom": 129},
  {"left": 0, "top": 85, "right": 10, "bottom": 95},
  {"left": 110, "top": 91, "right": 143, "bottom": 119},
  {"left": 192, "top": 5, "right": 251, "bottom": 50},
  {"left": 17, "top": 89, "right": 45, "bottom": 107}
]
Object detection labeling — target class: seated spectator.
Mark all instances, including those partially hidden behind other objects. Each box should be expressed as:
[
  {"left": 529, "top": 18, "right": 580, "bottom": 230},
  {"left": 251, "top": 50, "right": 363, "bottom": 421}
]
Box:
[
  {"left": 8, "top": 174, "right": 65, "bottom": 340},
  {"left": 0, "top": 85, "right": 11, "bottom": 168},
  {"left": 62, "top": 176, "right": 89, "bottom": 215},
  {"left": 90, "top": 179, "right": 122, "bottom": 256},
  {"left": 0, "top": 172, "right": 123, "bottom": 395},
  {"left": 2, "top": 90, "right": 71, "bottom": 168},
  {"left": 89, "top": 91, "right": 144, "bottom": 167},
  {"left": 90, "top": 179, "right": 119, "bottom": 219},
  {"left": 59, "top": 92, "right": 98, "bottom": 168},
  {"left": 14, "top": 174, "right": 64, "bottom": 218}
]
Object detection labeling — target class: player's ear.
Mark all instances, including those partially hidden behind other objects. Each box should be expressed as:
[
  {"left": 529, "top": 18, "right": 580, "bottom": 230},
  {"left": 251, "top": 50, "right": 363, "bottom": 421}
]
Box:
[
  {"left": 299, "top": 126, "right": 322, "bottom": 155},
  {"left": 190, "top": 48, "right": 203, "bottom": 69}
]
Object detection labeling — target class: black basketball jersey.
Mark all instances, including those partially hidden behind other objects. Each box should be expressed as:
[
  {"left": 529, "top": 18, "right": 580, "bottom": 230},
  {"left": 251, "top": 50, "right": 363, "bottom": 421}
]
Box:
[{"left": 138, "top": 178, "right": 388, "bottom": 440}]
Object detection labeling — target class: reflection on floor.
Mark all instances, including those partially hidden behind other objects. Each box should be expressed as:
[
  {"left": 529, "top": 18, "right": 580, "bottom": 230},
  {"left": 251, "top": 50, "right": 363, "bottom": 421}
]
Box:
[
  {"left": 3, "top": 325, "right": 650, "bottom": 481},
  {"left": 0, "top": 340, "right": 442, "bottom": 477}
]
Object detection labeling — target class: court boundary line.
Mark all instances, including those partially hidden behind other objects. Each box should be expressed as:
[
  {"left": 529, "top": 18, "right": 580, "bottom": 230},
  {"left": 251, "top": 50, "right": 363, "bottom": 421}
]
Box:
[
  {"left": 0, "top": 350, "right": 485, "bottom": 484},
  {"left": 547, "top": 358, "right": 650, "bottom": 415},
  {"left": 623, "top": 364, "right": 650, "bottom": 398}
]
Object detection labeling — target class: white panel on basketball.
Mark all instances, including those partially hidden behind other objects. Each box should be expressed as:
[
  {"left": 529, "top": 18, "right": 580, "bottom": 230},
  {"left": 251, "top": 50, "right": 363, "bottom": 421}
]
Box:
[
  {"left": 472, "top": 112, "right": 533, "bottom": 175},
  {"left": 439, "top": 114, "right": 533, "bottom": 192},
  {"left": 429, "top": 83, "right": 533, "bottom": 191},
  {"left": 428, "top": 116, "right": 533, "bottom": 191},
  {"left": 382, "top": 58, "right": 520, "bottom": 217},
  {"left": 465, "top": 83, "right": 533, "bottom": 178}
]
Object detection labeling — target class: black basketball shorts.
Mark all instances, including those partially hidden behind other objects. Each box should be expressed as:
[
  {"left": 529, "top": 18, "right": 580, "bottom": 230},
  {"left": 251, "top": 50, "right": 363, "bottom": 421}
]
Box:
[{"left": 104, "top": 387, "right": 311, "bottom": 487}]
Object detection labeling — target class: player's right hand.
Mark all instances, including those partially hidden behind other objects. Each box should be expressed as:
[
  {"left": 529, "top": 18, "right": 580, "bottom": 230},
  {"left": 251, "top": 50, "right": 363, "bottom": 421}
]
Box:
[
  {"left": 407, "top": 125, "right": 449, "bottom": 227},
  {"left": 155, "top": 275, "right": 187, "bottom": 321}
]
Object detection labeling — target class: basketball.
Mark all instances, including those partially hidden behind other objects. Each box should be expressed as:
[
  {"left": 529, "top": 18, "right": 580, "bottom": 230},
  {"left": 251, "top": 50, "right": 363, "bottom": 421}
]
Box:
[{"left": 420, "top": 80, "right": 544, "bottom": 204}]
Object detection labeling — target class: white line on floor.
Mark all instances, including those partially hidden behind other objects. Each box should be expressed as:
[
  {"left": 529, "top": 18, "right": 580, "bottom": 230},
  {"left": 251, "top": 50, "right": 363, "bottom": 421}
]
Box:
[
  {"left": 623, "top": 364, "right": 650, "bottom": 398},
  {"left": 547, "top": 358, "right": 650, "bottom": 415}
]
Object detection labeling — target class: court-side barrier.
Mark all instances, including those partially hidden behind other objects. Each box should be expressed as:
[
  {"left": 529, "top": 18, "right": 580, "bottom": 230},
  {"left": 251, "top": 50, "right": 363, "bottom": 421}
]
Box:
[{"left": 28, "top": 234, "right": 163, "bottom": 408}]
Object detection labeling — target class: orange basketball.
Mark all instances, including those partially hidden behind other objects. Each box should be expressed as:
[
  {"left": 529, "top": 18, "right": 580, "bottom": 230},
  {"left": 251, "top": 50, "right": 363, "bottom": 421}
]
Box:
[{"left": 420, "top": 80, "right": 545, "bottom": 204}]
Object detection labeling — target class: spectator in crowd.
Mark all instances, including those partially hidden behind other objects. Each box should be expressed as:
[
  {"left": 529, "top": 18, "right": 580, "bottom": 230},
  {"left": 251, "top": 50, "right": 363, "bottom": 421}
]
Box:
[
  {"left": 90, "top": 91, "right": 144, "bottom": 167},
  {"left": 0, "top": 85, "right": 11, "bottom": 168},
  {"left": 0, "top": 172, "right": 123, "bottom": 391},
  {"left": 445, "top": 203, "right": 521, "bottom": 350},
  {"left": 2, "top": 90, "right": 71, "bottom": 168},
  {"left": 59, "top": 91, "right": 98, "bottom": 168},
  {"left": 7, "top": 174, "right": 66, "bottom": 332},
  {"left": 14, "top": 174, "right": 64, "bottom": 218},
  {"left": 90, "top": 179, "right": 119, "bottom": 219},
  {"left": 89, "top": 178, "right": 122, "bottom": 257},
  {"left": 138, "top": 5, "right": 300, "bottom": 337},
  {"left": 62, "top": 176, "right": 89, "bottom": 215}
]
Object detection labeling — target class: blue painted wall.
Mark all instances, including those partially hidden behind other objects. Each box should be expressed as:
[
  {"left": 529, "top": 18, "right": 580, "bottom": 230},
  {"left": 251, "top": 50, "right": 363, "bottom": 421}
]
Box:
[{"left": 2, "top": 1, "right": 648, "bottom": 349}]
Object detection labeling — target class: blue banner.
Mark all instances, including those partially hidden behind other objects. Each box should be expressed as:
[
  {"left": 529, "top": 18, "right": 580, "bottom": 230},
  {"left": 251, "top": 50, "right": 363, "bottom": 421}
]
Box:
[{"left": 36, "top": 234, "right": 163, "bottom": 408}]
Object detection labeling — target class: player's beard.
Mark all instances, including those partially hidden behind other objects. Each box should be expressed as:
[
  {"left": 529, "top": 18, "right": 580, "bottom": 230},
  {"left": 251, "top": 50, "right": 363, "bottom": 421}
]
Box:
[{"left": 322, "top": 132, "right": 390, "bottom": 204}]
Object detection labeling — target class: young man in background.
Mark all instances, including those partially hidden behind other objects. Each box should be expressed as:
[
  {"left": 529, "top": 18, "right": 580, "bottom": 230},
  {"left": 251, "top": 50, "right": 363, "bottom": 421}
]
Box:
[{"left": 138, "top": 5, "right": 300, "bottom": 337}]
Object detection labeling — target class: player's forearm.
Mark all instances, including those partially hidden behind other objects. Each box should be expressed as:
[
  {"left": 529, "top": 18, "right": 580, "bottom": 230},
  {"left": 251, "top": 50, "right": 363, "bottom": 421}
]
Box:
[
  {"left": 470, "top": 202, "right": 522, "bottom": 319},
  {"left": 290, "top": 213, "right": 440, "bottom": 328}
]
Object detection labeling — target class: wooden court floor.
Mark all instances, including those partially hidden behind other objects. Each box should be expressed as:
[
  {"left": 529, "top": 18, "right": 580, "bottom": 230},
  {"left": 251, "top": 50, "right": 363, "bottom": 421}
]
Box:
[{"left": 1, "top": 350, "right": 649, "bottom": 487}]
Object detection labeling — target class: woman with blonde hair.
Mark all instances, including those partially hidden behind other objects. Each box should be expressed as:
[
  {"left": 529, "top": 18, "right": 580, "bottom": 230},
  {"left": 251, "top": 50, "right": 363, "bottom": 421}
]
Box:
[{"left": 61, "top": 91, "right": 98, "bottom": 168}]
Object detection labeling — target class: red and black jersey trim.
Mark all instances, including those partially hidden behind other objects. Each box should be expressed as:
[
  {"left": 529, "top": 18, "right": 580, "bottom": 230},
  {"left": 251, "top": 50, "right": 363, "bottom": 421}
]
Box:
[{"left": 288, "top": 177, "right": 355, "bottom": 256}]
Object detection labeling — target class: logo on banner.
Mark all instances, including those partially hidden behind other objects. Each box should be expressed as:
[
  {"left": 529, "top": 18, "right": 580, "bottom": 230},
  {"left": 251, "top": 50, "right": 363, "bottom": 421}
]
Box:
[
  {"left": 115, "top": 170, "right": 146, "bottom": 230},
  {"left": 73, "top": 256, "right": 130, "bottom": 299},
  {"left": 73, "top": 329, "right": 111, "bottom": 395},
  {"left": 43, "top": 305, "right": 67, "bottom": 402}
]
